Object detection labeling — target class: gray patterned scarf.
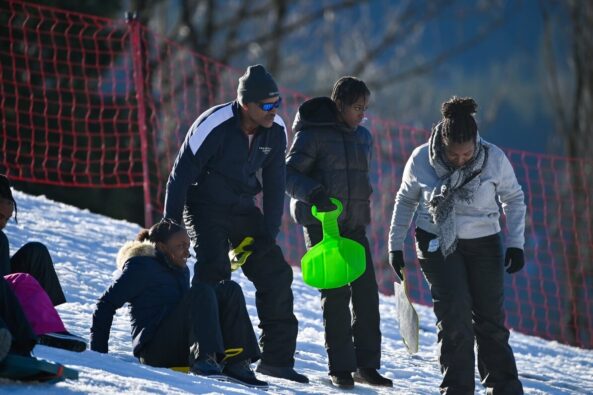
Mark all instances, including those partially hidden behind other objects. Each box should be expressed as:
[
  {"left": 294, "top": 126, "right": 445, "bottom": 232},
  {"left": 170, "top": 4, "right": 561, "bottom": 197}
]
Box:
[{"left": 427, "top": 122, "right": 488, "bottom": 257}]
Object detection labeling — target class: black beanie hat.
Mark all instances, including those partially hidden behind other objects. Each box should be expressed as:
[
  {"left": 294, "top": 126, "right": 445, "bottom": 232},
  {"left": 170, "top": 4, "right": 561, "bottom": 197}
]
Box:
[{"left": 237, "top": 64, "right": 279, "bottom": 104}]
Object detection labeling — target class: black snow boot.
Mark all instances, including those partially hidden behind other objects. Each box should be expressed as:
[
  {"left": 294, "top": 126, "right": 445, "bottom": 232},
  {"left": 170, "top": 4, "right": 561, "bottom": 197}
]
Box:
[
  {"left": 256, "top": 361, "right": 309, "bottom": 383},
  {"left": 189, "top": 353, "right": 226, "bottom": 380},
  {"left": 353, "top": 368, "right": 393, "bottom": 387},
  {"left": 330, "top": 371, "right": 354, "bottom": 389},
  {"left": 223, "top": 360, "right": 268, "bottom": 389}
]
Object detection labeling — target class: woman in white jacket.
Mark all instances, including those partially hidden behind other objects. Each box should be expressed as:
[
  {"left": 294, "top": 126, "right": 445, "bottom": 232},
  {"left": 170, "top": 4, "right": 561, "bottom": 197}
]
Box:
[{"left": 389, "top": 97, "right": 525, "bottom": 395}]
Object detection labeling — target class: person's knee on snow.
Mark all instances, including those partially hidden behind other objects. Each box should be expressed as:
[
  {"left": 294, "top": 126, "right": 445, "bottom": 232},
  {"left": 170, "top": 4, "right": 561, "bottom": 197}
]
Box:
[
  {"left": 10, "top": 242, "right": 66, "bottom": 306},
  {"left": 15, "top": 242, "right": 51, "bottom": 263}
]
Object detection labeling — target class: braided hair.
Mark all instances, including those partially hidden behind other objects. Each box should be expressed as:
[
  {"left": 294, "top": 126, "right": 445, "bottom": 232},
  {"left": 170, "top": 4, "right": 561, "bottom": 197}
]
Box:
[
  {"left": 440, "top": 97, "right": 478, "bottom": 145},
  {"left": 0, "top": 174, "right": 17, "bottom": 223},
  {"left": 330, "top": 76, "right": 370, "bottom": 111},
  {"left": 136, "top": 218, "right": 184, "bottom": 244}
]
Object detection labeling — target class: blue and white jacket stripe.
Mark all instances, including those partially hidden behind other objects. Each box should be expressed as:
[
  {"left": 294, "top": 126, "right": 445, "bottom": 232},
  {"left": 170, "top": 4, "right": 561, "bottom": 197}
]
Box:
[{"left": 164, "top": 101, "right": 287, "bottom": 238}]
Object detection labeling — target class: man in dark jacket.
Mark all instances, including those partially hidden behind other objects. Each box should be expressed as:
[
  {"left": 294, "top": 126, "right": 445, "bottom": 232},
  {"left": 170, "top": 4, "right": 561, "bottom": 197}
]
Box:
[
  {"left": 286, "top": 77, "right": 391, "bottom": 389},
  {"left": 163, "top": 65, "right": 306, "bottom": 383}
]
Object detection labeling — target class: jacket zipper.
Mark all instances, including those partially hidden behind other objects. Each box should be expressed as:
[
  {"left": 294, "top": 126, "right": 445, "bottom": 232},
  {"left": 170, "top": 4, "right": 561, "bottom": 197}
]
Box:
[{"left": 246, "top": 131, "right": 258, "bottom": 164}]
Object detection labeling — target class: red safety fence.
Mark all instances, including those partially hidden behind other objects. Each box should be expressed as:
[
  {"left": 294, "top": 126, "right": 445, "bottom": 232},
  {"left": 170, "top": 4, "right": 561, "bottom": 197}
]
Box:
[{"left": 1, "top": 1, "right": 592, "bottom": 348}]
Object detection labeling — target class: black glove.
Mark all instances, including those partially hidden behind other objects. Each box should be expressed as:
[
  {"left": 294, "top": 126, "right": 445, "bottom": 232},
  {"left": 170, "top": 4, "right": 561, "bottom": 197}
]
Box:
[
  {"left": 389, "top": 251, "right": 405, "bottom": 281},
  {"left": 309, "top": 189, "right": 336, "bottom": 212},
  {"left": 504, "top": 248, "right": 524, "bottom": 274}
]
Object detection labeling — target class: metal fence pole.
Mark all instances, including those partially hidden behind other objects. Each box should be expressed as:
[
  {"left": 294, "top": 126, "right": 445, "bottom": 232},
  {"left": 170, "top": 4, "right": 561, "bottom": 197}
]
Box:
[{"left": 127, "top": 11, "right": 153, "bottom": 227}]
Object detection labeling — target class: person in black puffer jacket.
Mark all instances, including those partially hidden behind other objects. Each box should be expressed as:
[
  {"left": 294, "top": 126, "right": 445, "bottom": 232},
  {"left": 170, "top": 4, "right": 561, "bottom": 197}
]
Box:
[
  {"left": 286, "top": 77, "right": 392, "bottom": 389},
  {"left": 90, "top": 219, "right": 267, "bottom": 388}
]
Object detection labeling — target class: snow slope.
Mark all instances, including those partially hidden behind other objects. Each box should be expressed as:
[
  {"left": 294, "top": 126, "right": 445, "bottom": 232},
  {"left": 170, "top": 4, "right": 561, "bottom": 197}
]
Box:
[{"left": 1, "top": 191, "right": 592, "bottom": 394}]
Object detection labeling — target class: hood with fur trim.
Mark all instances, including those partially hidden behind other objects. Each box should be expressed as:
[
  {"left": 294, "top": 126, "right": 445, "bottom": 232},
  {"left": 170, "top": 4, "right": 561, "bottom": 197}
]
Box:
[{"left": 116, "top": 240, "right": 156, "bottom": 270}]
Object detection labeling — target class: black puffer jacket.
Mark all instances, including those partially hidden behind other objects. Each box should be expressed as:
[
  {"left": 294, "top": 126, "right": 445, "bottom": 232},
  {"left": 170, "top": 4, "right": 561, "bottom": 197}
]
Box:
[{"left": 286, "top": 97, "right": 373, "bottom": 229}]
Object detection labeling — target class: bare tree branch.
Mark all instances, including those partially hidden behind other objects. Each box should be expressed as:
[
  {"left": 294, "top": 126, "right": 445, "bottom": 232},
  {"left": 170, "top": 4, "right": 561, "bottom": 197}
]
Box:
[
  {"left": 267, "top": 0, "right": 288, "bottom": 75},
  {"left": 350, "top": 0, "right": 452, "bottom": 76},
  {"left": 179, "top": 0, "right": 202, "bottom": 51},
  {"left": 204, "top": 0, "right": 215, "bottom": 48},
  {"left": 365, "top": 14, "right": 507, "bottom": 90},
  {"left": 213, "top": 2, "right": 270, "bottom": 32},
  {"left": 225, "top": 0, "right": 364, "bottom": 57},
  {"left": 220, "top": 0, "right": 250, "bottom": 64},
  {"left": 539, "top": 0, "right": 570, "bottom": 133}
]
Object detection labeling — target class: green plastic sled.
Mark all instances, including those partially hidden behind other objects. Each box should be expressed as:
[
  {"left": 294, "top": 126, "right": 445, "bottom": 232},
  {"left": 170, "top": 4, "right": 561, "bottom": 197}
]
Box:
[
  {"left": 301, "top": 198, "right": 366, "bottom": 289},
  {"left": 0, "top": 354, "right": 79, "bottom": 383}
]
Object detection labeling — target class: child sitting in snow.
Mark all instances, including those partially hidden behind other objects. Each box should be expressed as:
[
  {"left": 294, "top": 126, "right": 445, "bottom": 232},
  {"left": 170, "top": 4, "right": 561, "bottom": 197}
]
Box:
[{"left": 90, "top": 219, "right": 268, "bottom": 388}]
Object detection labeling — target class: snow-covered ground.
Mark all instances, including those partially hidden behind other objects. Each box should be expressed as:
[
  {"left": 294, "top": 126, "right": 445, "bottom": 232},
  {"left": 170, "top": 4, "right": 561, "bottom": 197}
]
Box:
[{"left": 1, "top": 190, "right": 592, "bottom": 394}]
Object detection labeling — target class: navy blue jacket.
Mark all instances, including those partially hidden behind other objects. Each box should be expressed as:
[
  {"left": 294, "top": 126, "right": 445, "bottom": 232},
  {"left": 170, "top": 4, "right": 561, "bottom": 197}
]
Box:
[
  {"left": 164, "top": 101, "right": 287, "bottom": 238},
  {"left": 90, "top": 245, "right": 190, "bottom": 357}
]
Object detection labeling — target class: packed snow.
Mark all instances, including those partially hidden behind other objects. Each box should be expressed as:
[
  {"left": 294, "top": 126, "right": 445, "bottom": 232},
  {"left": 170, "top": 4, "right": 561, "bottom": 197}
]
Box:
[{"left": 1, "top": 190, "right": 592, "bottom": 394}]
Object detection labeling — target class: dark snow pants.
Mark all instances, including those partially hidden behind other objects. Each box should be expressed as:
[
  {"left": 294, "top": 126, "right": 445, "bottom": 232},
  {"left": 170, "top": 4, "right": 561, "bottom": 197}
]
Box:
[
  {"left": 0, "top": 276, "right": 37, "bottom": 355},
  {"left": 303, "top": 225, "right": 382, "bottom": 373},
  {"left": 184, "top": 205, "right": 298, "bottom": 368},
  {"left": 11, "top": 242, "right": 66, "bottom": 306},
  {"left": 138, "top": 280, "right": 260, "bottom": 368},
  {"left": 415, "top": 227, "right": 523, "bottom": 395}
]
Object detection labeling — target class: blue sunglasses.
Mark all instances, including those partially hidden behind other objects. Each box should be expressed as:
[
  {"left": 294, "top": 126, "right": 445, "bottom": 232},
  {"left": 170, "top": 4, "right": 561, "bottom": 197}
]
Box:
[{"left": 258, "top": 97, "right": 282, "bottom": 112}]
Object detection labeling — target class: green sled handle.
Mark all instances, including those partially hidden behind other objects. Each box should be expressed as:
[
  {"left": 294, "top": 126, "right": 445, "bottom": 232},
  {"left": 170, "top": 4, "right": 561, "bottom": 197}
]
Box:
[
  {"left": 229, "top": 236, "right": 254, "bottom": 271},
  {"left": 301, "top": 197, "right": 366, "bottom": 289}
]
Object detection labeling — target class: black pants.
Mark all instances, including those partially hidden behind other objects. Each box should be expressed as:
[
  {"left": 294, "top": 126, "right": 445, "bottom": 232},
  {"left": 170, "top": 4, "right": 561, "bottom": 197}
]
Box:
[
  {"left": 184, "top": 205, "right": 298, "bottom": 368},
  {"left": 11, "top": 242, "right": 66, "bottom": 306},
  {"left": 415, "top": 228, "right": 523, "bottom": 395},
  {"left": 0, "top": 277, "right": 37, "bottom": 354},
  {"left": 304, "top": 225, "right": 382, "bottom": 373},
  {"left": 138, "top": 280, "right": 260, "bottom": 368}
]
